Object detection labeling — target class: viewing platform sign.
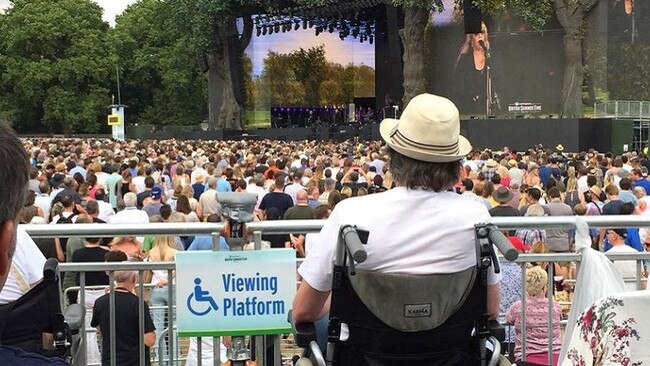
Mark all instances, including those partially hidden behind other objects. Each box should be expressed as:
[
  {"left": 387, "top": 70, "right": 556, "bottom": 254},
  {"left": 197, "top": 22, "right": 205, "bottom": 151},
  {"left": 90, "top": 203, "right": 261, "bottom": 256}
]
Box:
[{"left": 176, "top": 249, "right": 296, "bottom": 337}]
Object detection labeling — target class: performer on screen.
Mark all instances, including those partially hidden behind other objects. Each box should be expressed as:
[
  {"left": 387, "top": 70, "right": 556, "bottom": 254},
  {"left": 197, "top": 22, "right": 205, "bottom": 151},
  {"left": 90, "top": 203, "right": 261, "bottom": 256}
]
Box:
[
  {"left": 612, "top": 0, "right": 637, "bottom": 42},
  {"left": 455, "top": 22, "right": 490, "bottom": 115}
]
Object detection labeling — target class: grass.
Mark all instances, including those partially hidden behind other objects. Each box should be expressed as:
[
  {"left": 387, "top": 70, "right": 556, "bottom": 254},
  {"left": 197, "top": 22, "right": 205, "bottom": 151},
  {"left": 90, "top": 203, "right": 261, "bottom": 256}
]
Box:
[{"left": 245, "top": 110, "right": 271, "bottom": 129}]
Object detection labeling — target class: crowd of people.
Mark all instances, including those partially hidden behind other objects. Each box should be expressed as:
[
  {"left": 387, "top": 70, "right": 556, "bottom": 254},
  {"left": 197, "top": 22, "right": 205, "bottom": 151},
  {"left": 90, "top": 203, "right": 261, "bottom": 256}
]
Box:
[{"left": 4, "top": 96, "right": 650, "bottom": 364}]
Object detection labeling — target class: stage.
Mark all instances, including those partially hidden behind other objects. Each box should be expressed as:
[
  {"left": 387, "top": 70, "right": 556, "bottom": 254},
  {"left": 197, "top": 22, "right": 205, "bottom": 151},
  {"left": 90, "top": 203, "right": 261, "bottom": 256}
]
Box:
[{"left": 129, "top": 118, "right": 636, "bottom": 154}]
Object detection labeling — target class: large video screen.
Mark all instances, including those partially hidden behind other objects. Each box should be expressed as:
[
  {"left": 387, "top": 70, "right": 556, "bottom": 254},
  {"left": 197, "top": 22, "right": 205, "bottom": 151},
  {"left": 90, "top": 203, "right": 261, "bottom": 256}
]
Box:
[
  {"left": 428, "top": 0, "right": 564, "bottom": 117},
  {"left": 245, "top": 25, "right": 376, "bottom": 112}
]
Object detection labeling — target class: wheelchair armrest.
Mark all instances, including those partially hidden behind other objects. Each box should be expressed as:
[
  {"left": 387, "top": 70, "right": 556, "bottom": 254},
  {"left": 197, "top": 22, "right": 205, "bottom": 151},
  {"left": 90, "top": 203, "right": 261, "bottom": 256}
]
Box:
[
  {"left": 64, "top": 304, "right": 85, "bottom": 332},
  {"left": 488, "top": 320, "right": 505, "bottom": 343},
  {"left": 288, "top": 310, "right": 317, "bottom": 348}
]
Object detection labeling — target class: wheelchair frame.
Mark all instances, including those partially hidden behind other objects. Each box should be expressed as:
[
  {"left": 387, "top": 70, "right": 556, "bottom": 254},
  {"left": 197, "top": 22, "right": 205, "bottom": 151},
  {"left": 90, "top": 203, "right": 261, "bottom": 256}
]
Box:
[{"left": 292, "top": 223, "right": 517, "bottom": 366}]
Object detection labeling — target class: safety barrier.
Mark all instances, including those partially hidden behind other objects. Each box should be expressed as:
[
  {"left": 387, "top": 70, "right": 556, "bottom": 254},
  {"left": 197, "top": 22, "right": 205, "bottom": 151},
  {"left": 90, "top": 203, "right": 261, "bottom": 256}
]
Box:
[
  {"left": 594, "top": 100, "right": 650, "bottom": 120},
  {"left": 19, "top": 215, "right": 650, "bottom": 366}
]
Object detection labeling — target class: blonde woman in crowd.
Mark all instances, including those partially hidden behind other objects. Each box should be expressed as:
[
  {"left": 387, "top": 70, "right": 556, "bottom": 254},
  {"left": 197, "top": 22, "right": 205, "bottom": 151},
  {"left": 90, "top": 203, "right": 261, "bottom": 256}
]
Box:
[
  {"left": 506, "top": 266, "right": 562, "bottom": 365},
  {"left": 524, "top": 163, "right": 541, "bottom": 187},
  {"left": 561, "top": 176, "right": 584, "bottom": 210},
  {"left": 146, "top": 236, "right": 177, "bottom": 364},
  {"left": 181, "top": 185, "right": 203, "bottom": 219},
  {"left": 109, "top": 236, "right": 143, "bottom": 259}
]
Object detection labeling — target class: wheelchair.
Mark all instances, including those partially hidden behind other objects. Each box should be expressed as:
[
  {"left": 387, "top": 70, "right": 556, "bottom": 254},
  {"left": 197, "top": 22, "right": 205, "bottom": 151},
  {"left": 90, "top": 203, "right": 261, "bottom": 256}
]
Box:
[
  {"left": 291, "top": 223, "right": 518, "bottom": 366},
  {"left": 0, "top": 258, "right": 85, "bottom": 365}
]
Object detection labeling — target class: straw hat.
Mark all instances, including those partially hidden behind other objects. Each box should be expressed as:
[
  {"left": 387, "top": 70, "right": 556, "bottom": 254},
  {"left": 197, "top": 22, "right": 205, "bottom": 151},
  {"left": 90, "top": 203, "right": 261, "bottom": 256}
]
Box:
[
  {"left": 485, "top": 159, "right": 498, "bottom": 168},
  {"left": 380, "top": 94, "right": 471, "bottom": 163},
  {"left": 589, "top": 185, "right": 603, "bottom": 198}
]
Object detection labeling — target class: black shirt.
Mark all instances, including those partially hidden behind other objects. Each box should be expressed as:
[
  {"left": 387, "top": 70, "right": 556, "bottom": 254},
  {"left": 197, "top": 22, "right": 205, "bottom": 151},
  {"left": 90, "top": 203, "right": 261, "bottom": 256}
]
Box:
[
  {"left": 72, "top": 246, "right": 109, "bottom": 286},
  {"left": 33, "top": 238, "right": 58, "bottom": 260},
  {"left": 136, "top": 190, "right": 152, "bottom": 209},
  {"left": 91, "top": 291, "right": 155, "bottom": 366},
  {"left": 259, "top": 192, "right": 294, "bottom": 217},
  {"left": 489, "top": 205, "right": 521, "bottom": 217},
  {"left": 262, "top": 233, "right": 289, "bottom": 249},
  {"left": 603, "top": 199, "right": 625, "bottom": 215}
]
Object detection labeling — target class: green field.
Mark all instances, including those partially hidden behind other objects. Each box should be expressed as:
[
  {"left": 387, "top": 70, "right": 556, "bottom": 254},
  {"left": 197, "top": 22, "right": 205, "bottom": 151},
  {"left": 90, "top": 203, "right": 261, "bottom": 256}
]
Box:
[{"left": 245, "top": 110, "right": 271, "bottom": 129}]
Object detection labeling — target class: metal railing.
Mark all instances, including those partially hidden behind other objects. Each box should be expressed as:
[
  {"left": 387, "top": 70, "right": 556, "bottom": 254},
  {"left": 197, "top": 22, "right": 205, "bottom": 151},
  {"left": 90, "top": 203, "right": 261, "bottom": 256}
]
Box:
[
  {"left": 19, "top": 215, "right": 650, "bottom": 366},
  {"left": 594, "top": 100, "right": 650, "bottom": 120}
]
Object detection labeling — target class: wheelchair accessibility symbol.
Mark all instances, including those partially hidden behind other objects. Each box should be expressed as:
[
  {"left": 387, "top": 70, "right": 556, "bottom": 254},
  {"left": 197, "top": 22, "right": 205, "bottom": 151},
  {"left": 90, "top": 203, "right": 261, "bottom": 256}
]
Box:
[{"left": 187, "top": 278, "right": 219, "bottom": 316}]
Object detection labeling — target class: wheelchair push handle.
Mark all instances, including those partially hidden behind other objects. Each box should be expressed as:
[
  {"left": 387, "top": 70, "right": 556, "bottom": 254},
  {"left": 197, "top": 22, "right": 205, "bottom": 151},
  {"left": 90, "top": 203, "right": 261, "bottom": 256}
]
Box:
[
  {"left": 486, "top": 225, "right": 518, "bottom": 261},
  {"left": 43, "top": 258, "right": 59, "bottom": 282},
  {"left": 341, "top": 225, "right": 367, "bottom": 263}
]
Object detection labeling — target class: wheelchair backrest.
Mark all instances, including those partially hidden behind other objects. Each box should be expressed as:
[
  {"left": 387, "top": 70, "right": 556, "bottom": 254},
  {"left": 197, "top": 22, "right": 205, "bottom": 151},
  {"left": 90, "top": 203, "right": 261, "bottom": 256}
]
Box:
[
  {"left": 347, "top": 267, "right": 477, "bottom": 332},
  {"left": 0, "top": 276, "right": 63, "bottom": 353}
]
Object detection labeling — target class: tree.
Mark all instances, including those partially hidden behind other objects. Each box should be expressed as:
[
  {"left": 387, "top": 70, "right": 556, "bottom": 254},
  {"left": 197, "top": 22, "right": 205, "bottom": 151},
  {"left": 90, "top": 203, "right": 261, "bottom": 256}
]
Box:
[
  {"left": 256, "top": 51, "right": 306, "bottom": 108},
  {"left": 553, "top": 0, "right": 598, "bottom": 117},
  {"left": 254, "top": 45, "right": 376, "bottom": 109},
  {"left": 390, "top": 0, "right": 443, "bottom": 106},
  {"left": 0, "top": 0, "right": 113, "bottom": 134},
  {"left": 609, "top": 42, "right": 650, "bottom": 101},
  {"left": 168, "top": 0, "right": 258, "bottom": 130},
  {"left": 111, "top": 0, "right": 208, "bottom": 127}
]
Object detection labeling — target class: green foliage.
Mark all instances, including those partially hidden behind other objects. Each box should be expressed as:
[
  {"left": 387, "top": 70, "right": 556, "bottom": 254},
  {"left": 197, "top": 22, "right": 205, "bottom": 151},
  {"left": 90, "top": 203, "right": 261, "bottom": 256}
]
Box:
[
  {"left": 111, "top": 0, "right": 208, "bottom": 126},
  {"left": 473, "top": 0, "right": 553, "bottom": 30},
  {"left": 608, "top": 42, "right": 650, "bottom": 101},
  {"left": 253, "top": 45, "right": 375, "bottom": 108},
  {"left": 0, "top": 0, "right": 113, "bottom": 134}
]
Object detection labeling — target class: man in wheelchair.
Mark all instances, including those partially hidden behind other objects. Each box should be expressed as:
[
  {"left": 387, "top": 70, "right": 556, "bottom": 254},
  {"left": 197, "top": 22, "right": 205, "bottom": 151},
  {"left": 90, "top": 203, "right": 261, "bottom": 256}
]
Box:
[
  {"left": 0, "top": 122, "right": 76, "bottom": 365},
  {"left": 293, "top": 95, "right": 510, "bottom": 366}
]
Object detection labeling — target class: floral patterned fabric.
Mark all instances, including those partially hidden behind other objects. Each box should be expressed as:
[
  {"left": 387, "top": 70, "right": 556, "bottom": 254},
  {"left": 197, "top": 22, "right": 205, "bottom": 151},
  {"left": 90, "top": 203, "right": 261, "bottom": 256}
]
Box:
[{"left": 562, "top": 291, "right": 650, "bottom": 366}]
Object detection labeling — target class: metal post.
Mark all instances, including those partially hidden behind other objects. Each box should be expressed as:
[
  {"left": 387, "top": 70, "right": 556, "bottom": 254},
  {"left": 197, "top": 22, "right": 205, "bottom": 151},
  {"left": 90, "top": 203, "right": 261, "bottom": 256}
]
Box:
[
  {"left": 167, "top": 269, "right": 174, "bottom": 365},
  {"left": 159, "top": 328, "right": 170, "bottom": 363},
  {"left": 254, "top": 231, "right": 262, "bottom": 251},
  {"left": 139, "top": 270, "right": 145, "bottom": 366},
  {"left": 213, "top": 337, "right": 219, "bottom": 366},
  {"left": 116, "top": 64, "right": 122, "bottom": 105},
  {"left": 547, "top": 263, "right": 554, "bottom": 366},
  {"left": 197, "top": 337, "right": 202, "bottom": 366},
  {"left": 636, "top": 261, "right": 643, "bottom": 290},
  {"left": 80, "top": 271, "right": 87, "bottom": 365},
  {"left": 255, "top": 335, "right": 265, "bottom": 365},
  {"left": 274, "top": 334, "right": 282, "bottom": 366},
  {"left": 109, "top": 271, "right": 116, "bottom": 366},
  {"left": 520, "top": 264, "right": 526, "bottom": 363},
  {"left": 212, "top": 231, "right": 221, "bottom": 366}
]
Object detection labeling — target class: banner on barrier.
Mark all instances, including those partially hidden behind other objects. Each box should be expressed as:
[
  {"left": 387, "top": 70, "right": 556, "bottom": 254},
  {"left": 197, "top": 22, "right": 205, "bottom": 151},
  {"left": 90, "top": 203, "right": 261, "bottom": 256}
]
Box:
[{"left": 175, "top": 249, "right": 296, "bottom": 337}]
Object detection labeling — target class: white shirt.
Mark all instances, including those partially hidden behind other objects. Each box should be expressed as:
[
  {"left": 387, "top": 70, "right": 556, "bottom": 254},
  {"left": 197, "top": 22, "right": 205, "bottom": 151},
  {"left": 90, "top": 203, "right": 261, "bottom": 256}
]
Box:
[
  {"left": 246, "top": 184, "right": 267, "bottom": 210},
  {"left": 577, "top": 176, "right": 590, "bottom": 193},
  {"left": 299, "top": 187, "right": 500, "bottom": 292},
  {"left": 94, "top": 171, "right": 109, "bottom": 189},
  {"left": 50, "top": 188, "right": 64, "bottom": 198},
  {"left": 109, "top": 207, "right": 150, "bottom": 242},
  {"left": 34, "top": 194, "right": 53, "bottom": 223},
  {"left": 97, "top": 200, "right": 115, "bottom": 222},
  {"left": 607, "top": 244, "right": 640, "bottom": 291},
  {"left": 132, "top": 176, "right": 146, "bottom": 194},
  {"left": 190, "top": 168, "right": 209, "bottom": 184},
  {"left": 0, "top": 228, "right": 46, "bottom": 304},
  {"left": 284, "top": 182, "right": 304, "bottom": 206},
  {"left": 109, "top": 207, "right": 149, "bottom": 225}
]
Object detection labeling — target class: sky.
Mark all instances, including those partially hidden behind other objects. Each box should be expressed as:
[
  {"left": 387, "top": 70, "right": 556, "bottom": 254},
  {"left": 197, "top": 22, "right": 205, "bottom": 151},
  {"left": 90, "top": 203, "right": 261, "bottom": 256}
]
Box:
[{"left": 0, "top": 0, "right": 375, "bottom": 75}]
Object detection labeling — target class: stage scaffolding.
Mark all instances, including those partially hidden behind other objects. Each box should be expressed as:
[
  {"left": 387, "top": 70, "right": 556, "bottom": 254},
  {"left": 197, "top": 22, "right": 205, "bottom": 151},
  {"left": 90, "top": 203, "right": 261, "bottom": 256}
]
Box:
[{"left": 594, "top": 101, "right": 650, "bottom": 152}]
